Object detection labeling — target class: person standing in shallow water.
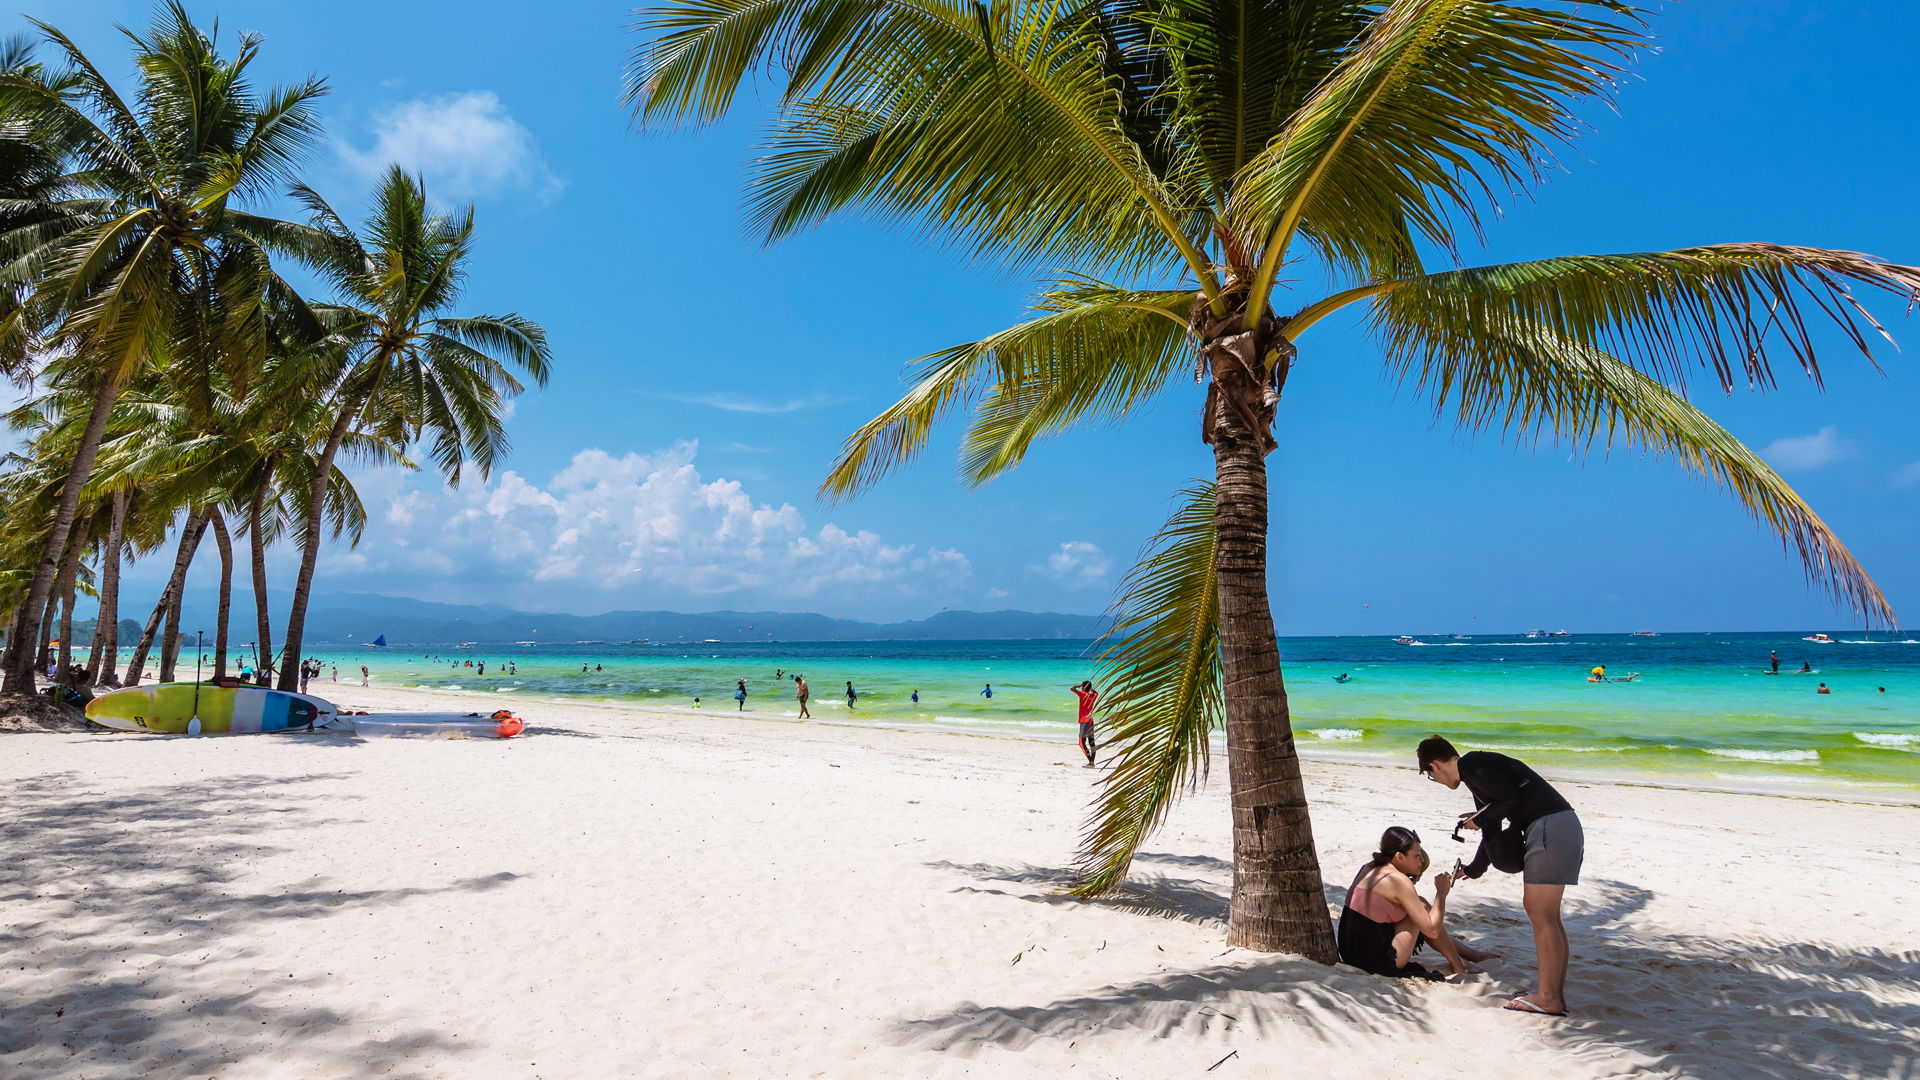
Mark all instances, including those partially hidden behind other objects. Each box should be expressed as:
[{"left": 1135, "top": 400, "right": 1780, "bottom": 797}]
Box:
[
  {"left": 736, "top": 678, "right": 748, "bottom": 711},
  {"left": 845, "top": 681, "right": 857, "bottom": 709},
  {"left": 794, "top": 675, "right": 810, "bottom": 719},
  {"left": 1418, "top": 736, "right": 1584, "bottom": 1017},
  {"left": 1071, "top": 681, "right": 1099, "bottom": 767}
]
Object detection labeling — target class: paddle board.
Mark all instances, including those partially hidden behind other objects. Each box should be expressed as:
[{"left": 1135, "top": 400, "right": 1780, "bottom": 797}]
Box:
[
  {"left": 350, "top": 713, "right": 525, "bottom": 739},
  {"left": 86, "top": 684, "right": 337, "bottom": 734}
]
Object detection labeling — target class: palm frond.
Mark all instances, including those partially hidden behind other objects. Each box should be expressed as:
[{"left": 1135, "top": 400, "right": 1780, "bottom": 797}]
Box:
[
  {"left": 957, "top": 283, "right": 1194, "bottom": 485},
  {"left": 1233, "top": 0, "right": 1644, "bottom": 304},
  {"left": 1386, "top": 314, "right": 1897, "bottom": 625},
  {"left": 1370, "top": 243, "right": 1920, "bottom": 392},
  {"left": 1072, "top": 480, "right": 1221, "bottom": 896},
  {"left": 635, "top": 0, "right": 1217, "bottom": 285}
]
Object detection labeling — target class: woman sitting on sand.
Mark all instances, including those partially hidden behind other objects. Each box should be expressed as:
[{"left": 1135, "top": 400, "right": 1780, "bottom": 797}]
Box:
[{"left": 1338, "top": 826, "right": 1497, "bottom": 980}]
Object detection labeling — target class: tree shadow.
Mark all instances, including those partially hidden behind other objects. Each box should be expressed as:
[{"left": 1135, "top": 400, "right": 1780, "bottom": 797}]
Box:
[
  {"left": 927, "top": 858, "right": 1230, "bottom": 927},
  {"left": 0, "top": 769, "right": 524, "bottom": 1078},
  {"left": 892, "top": 873, "right": 1920, "bottom": 1079}
]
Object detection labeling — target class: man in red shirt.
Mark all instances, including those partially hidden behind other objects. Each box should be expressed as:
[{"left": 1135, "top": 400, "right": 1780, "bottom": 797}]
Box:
[{"left": 1071, "top": 681, "right": 1099, "bottom": 767}]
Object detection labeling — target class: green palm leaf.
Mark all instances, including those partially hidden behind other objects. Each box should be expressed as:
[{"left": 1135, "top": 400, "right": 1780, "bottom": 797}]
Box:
[
  {"left": 1072, "top": 480, "right": 1221, "bottom": 896},
  {"left": 1234, "top": 0, "right": 1643, "bottom": 307},
  {"left": 1363, "top": 243, "right": 1920, "bottom": 392},
  {"left": 958, "top": 283, "right": 1194, "bottom": 485},
  {"left": 1380, "top": 313, "right": 1899, "bottom": 624}
]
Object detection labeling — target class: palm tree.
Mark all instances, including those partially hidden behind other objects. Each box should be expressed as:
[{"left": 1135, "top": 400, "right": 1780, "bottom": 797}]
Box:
[
  {"left": 625, "top": 0, "right": 1918, "bottom": 958},
  {"left": 252, "top": 165, "right": 550, "bottom": 691},
  {"left": 0, "top": 1, "right": 326, "bottom": 693}
]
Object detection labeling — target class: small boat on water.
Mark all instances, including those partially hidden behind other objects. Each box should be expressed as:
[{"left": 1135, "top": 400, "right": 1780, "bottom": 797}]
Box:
[
  {"left": 361, "top": 634, "right": 388, "bottom": 648},
  {"left": 1549, "top": 629, "right": 1570, "bottom": 637},
  {"left": 1803, "top": 633, "right": 1834, "bottom": 643},
  {"left": 1392, "top": 635, "right": 1419, "bottom": 645},
  {"left": 1524, "top": 629, "right": 1546, "bottom": 638},
  {"left": 1631, "top": 630, "right": 1659, "bottom": 637}
]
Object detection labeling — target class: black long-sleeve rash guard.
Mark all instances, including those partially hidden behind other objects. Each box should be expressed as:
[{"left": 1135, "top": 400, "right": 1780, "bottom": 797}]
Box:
[{"left": 1458, "top": 751, "right": 1574, "bottom": 879}]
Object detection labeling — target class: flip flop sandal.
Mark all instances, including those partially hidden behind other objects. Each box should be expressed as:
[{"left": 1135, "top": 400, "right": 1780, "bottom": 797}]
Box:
[{"left": 1504, "top": 997, "right": 1568, "bottom": 1017}]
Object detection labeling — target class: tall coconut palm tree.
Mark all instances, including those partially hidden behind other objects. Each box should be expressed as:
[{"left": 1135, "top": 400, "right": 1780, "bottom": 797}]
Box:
[
  {"left": 626, "top": 0, "right": 1919, "bottom": 958},
  {"left": 0, "top": 1, "right": 327, "bottom": 693},
  {"left": 250, "top": 165, "right": 550, "bottom": 691}
]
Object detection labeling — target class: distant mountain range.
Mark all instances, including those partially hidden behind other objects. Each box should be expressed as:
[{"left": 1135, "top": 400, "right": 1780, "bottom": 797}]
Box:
[{"left": 291, "top": 592, "right": 1106, "bottom": 644}]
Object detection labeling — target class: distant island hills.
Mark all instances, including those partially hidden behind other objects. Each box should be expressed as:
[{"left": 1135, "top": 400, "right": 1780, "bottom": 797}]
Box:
[{"left": 292, "top": 592, "right": 1108, "bottom": 645}]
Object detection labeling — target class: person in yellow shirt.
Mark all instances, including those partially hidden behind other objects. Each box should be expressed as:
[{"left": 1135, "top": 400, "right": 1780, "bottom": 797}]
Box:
[{"left": 1587, "top": 665, "right": 1605, "bottom": 683}]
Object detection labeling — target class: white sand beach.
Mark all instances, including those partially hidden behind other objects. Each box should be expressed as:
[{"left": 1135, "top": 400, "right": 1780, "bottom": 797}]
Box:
[{"left": 3, "top": 686, "right": 1915, "bottom": 1079}]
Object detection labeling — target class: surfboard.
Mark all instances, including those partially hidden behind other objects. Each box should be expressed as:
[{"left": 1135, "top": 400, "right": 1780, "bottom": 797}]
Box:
[{"left": 85, "top": 684, "right": 338, "bottom": 734}]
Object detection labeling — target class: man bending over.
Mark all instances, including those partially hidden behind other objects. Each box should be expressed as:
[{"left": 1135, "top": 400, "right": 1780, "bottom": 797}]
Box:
[{"left": 1417, "top": 735, "right": 1584, "bottom": 1017}]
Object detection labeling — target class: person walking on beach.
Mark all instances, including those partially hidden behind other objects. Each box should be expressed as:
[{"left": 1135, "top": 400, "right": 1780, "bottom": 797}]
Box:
[
  {"left": 360, "top": 664, "right": 369, "bottom": 687},
  {"left": 845, "top": 681, "right": 858, "bottom": 709},
  {"left": 736, "top": 678, "right": 748, "bottom": 711},
  {"left": 795, "top": 675, "right": 810, "bottom": 718},
  {"left": 1417, "top": 736, "right": 1583, "bottom": 1016},
  {"left": 1071, "top": 681, "right": 1099, "bottom": 767}
]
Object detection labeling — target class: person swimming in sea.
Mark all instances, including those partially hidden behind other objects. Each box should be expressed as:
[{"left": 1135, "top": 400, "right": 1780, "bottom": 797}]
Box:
[
  {"left": 1799, "top": 662, "right": 1813, "bottom": 673},
  {"left": 981, "top": 683, "right": 993, "bottom": 699},
  {"left": 1335, "top": 673, "right": 1352, "bottom": 683},
  {"left": 911, "top": 689, "right": 919, "bottom": 704}
]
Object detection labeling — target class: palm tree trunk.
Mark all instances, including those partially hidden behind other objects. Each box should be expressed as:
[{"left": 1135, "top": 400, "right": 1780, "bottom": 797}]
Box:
[
  {"left": 159, "top": 516, "right": 207, "bottom": 682},
  {"left": 87, "top": 488, "right": 130, "bottom": 684},
  {"left": 1, "top": 372, "right": 123, "bottom": 694},
  {"left": 123, "top": 587, "right": 170, "bottom": 688},
  {"left": 37, "top": 592, "right": 56, "bottom": 676},
  {"left": 1196, "top": 298, "right": 1337, "bottom": 963},
  {"left": 210, "top": 508, "right": 233, "bottom": 678},
  {"left": 278, "top": 403, "right": 358, "bottom": 691},
  {"left": 128, "top": 512, "right": 207, "bottom": 685},
  {"left": 54, "top": 518, "right": 92, "bottom": 683},
  {"left": 250, "top": 475, "right": 274, "bottom": 686}
]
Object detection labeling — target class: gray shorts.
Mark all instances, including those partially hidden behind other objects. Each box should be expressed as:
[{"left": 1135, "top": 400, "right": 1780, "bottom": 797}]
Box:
[{"left": 1523, "top": 810, "right": 1584, "bottom": 886}]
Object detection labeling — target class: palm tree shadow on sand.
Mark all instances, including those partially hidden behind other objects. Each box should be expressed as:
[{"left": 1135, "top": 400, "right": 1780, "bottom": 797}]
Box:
[
  {"left": 900, "top": 860, "right": 1920, "bottom": 1079},
  {"left": 0, "top": 768, "right": 526, "bottom": 1079}
]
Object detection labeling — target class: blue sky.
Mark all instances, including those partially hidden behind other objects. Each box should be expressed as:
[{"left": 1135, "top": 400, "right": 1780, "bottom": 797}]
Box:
[{"left": 25, "top": 1, "right": 1920, "bottom": 632}]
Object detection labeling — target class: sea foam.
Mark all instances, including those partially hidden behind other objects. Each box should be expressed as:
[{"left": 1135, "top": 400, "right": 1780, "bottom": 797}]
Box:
[
  {"left": 1853, "top": 732, "right": 1917, "bottom": 748},
  {"left": 1705, "top": 748, "right": 1820, "bottom": 763},
  {"left": 1309, "top": 728, "right": 1365, "bottom": 740}
]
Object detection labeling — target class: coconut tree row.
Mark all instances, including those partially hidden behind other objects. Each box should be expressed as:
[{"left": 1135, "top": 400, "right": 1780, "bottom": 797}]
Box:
[{"left": 0, "top": 2, "right": 549, "bottom": 695}]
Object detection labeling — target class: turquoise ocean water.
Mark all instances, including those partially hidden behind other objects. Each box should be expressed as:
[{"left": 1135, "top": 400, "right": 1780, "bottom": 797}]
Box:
[{"left": 290, "top": 632, "right": 1918, "bottom": 796}]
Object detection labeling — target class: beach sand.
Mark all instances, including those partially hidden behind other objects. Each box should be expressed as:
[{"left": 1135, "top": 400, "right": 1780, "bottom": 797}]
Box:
[{"left": 3, "top": 685, "right": 1915, "bottom": 1079}]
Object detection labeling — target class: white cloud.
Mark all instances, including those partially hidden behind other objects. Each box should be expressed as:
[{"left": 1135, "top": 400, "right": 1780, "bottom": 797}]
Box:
[
  {"left": 1038, "top": 541, "right": 1112, "bottom": 590},
  {"left": 326, "top": 441, "right": 973, "bottom": 610},
  {"left": 339, "top": 91, "right": 562, "bottom": 202},
  {"left": 1764, "top": 425, "right": 1851, "bottom": 472},
  {"left": 665, "top": 391, "right": 850, "bottom": 414},
  {"left": 1891, "top": 461, "right": 1920, "bottom": 489}
]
